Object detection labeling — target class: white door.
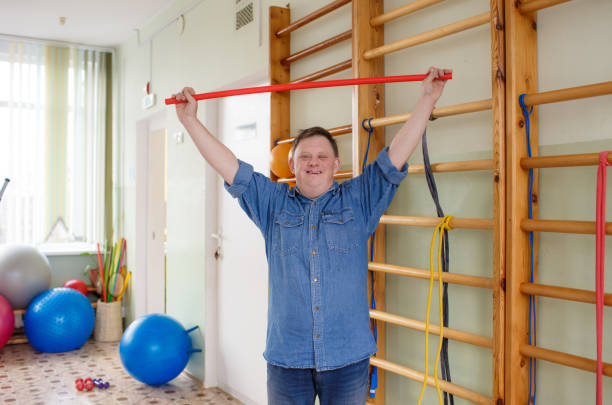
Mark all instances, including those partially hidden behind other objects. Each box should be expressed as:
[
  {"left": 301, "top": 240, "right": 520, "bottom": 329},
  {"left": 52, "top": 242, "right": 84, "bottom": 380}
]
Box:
[
  {"left": 146, "top": 128, "right": 167, "bottom": 314},
  {"left": 215, "top": 86, "right": 270, "bottom": 404}
]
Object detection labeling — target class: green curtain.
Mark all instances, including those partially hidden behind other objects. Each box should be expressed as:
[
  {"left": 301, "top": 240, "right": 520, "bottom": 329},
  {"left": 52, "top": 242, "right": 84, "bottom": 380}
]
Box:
[
  {"left": 43, "top": 45, "right": 112, "bottom": 244},
  {"left": 44, "top": 45, "right": 70, "bottom": 236},
  {"left": 104, "top": 52, "right": 113, "bottom": 242}
]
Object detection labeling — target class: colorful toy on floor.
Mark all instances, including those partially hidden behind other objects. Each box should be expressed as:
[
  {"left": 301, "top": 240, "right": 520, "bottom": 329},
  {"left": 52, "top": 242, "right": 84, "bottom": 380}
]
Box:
[
  {"left": 0, "top": 244, "right": 51, "bottom": 309},
  {"left": 93, "top": 378, "right": 110, "bottom": 389},
  {"left": 0, "top": 294, "right": 15, "bottom": 350},
  {"left": 119, "top": 314, "right": 201, "bottom": 385},
  {"left": 75, "top": 377, "right": 109, "bottom": 391},
  {"left": 63, "top": 279, "right": 89, "bottom": 297},
  {"left": 24, "top": 287, "right": 95, "bottom": 353}
]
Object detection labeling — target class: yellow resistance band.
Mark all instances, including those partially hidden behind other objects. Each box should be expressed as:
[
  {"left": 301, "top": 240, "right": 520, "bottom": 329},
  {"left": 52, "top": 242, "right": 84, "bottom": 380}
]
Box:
[{"left": 418, "top": 215, "right": 453, "bottom": 405}]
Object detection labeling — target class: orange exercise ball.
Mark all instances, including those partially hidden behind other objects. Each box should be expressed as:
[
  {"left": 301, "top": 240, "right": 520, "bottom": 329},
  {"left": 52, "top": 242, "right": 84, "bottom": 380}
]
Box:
[{"left": 270, "top": 142, "right": 293, "bottom": 178}]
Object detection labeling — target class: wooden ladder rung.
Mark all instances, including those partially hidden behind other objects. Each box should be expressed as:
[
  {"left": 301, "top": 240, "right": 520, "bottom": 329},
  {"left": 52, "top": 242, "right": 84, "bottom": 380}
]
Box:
[
  {"left": 370, "top": 309, "right": 493, "bottom": 348},
  {"left": 368, "top": 261, "right": 494, "bottom": 289},
  {"left": 369, "top": 99, "right": 493, "bottom": 128},
  {"left": 521, "top": 219, "right": 612, "bottom": 235},
  {"left": 276, "top": 0, "right": 352, "bottom": 37},
  {"left": 409, "top": 159, "right": 494, "bottom": 174},
  {"left": 520, "top": 344, "right": 612, "bottom": 377},
  {"left": 370, "top": 357, "right": 494, "bottom": 405},
  {"left": 282, "top": 30, "right": 352, "bottom": 65},
  {"left": 364, "top": 12, "right": 490, "bottom": 60},
  {"left": 380, "top": 215, "right": 494, "bottom": 230},
  {"left": 521, "top": 152, "right": 612, "bottom": 169},
  {"left": 370, "top": 0, "right": 445, "bottom": 27},
  {"left": 519, "top": 0, "right": 572, "bottom": 14},
  {"left": 290, "top": 59, "right": 352, "bottom": 84},
  {"left": 521, "top": 81, "right": 612, "bottom": 107},
  {"left": 520, "top": 282, "right": 612, "bottom": 306}
]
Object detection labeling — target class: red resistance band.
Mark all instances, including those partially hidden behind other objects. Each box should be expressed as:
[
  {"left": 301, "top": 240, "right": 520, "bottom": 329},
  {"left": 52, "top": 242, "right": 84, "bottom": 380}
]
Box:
[
  {"left": 165, "top": 73, "right": 452, "bottom": 104},
  {"left": 596, "top": 151, "right": 611, "bottom": 405}
]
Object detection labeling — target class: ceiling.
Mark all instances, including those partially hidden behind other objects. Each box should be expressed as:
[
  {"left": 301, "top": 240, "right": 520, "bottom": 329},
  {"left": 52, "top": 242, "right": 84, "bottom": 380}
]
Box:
[{"left": 0, "top": 0, "right": 179, "bottom": 48}]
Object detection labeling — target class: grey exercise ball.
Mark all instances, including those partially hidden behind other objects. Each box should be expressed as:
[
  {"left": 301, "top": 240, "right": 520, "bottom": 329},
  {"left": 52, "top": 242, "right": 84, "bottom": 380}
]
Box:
[{"left": 0, "top": 245, "right": 51, "bottom": 309}]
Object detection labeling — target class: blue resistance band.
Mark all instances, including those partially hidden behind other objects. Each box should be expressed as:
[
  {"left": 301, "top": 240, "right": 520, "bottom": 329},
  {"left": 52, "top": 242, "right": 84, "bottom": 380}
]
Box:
[
  {"left": 519, "top": 94, "right": 537, "bottom": 405},
  {"left": 362, "top": 118, "right": 378, "bottom": 398}
]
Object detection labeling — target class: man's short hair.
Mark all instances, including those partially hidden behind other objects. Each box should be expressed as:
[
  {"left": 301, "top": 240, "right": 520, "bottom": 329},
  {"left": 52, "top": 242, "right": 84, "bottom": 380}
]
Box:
[{"left": 289, "top": 126, "right": 339, "bottom": 159}]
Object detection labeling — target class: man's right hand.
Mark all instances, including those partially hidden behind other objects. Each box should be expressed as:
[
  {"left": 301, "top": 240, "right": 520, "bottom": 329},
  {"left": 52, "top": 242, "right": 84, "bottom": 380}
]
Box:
[{"left": 173, "top": 87, "right": 198, "bottom": 125}]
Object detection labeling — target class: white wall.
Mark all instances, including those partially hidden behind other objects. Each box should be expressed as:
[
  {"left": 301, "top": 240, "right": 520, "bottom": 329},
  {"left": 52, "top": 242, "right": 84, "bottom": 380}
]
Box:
[
  {"left": 214, "top": 88, "right": 270, "bottom": 404},
  {"left": 116, "top": 1, "right": 307, "bottom": 403}
]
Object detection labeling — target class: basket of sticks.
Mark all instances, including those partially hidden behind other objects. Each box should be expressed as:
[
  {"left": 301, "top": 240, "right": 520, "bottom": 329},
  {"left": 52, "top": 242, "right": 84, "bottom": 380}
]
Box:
[
  {"left": 94, "top": 299, "right": 122, "bottom": 342},
  {"left": 90, "top": 238, "right": 131, "bottom": 342}
]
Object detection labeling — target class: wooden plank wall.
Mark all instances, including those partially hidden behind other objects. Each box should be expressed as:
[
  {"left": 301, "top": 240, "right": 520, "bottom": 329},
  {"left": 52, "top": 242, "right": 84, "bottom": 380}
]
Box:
[
  {"left": 352, "top": 2, "right": 387, "bottom": 404},
  {"left": 505, "top": 1, "right": 538, "bottom": 403},
  {"left": 490, "top": 0, "right": 507, "bottom": 402},
  {"left": 268, "top": 1, "right": 612, "bottom": 404},
  {"left": 269, "top": 6, "right": 291, "bottom": 182}
]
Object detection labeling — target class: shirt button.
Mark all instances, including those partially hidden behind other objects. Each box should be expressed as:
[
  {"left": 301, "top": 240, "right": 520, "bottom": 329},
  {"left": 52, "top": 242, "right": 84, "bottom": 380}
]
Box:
[
  {"left": 313, "top": 201, "right": 317, "bottom": 206},
  {"left": 312, "top": 250, "right": 316, "bottom": 255},
  {"left": 315, "top": 306, "right": 319, "bottom": 311},
  {"left": 316, "top": 334, "right": 320, "bottom": 338},
  {"left": 311, "top": 225, "right": 315, "bottom": 229},
  {"left": 313, "top": 277, "right": 318, "bottom": 282}
]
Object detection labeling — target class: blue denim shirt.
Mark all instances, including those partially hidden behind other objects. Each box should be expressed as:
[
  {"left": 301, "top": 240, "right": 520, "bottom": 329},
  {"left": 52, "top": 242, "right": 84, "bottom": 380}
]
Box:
[{"left": 225, "top": 147, "right": 408, "bottom": 371}]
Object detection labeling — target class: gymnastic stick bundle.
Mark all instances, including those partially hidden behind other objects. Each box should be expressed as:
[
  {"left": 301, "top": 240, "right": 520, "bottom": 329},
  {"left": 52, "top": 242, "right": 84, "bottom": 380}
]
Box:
[{"left": 165, "top": 73, "right": 453, "bottom": 104}]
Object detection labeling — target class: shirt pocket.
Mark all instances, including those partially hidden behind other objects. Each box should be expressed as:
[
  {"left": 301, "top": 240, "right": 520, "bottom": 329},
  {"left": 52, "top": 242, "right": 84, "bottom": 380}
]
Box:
[
  {"left": 322, "top": 207, "right": 359, "bottom": 254},
  {"left": 273, "top": 211, "right": 304, "bottom": 256}
]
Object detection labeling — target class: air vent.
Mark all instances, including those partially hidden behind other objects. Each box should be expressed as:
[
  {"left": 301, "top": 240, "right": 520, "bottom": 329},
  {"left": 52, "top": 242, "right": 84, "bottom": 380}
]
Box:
[{"left": 235, "top": 1, "right": 254, "bottom": 30}]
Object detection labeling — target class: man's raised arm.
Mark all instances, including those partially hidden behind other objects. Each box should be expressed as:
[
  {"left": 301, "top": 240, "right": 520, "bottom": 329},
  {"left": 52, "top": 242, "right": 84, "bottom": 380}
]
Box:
[
  {"left": 173, "top": 87, "right": 240, "bottom": 185},
  {"left": 387, "top": 67, "right": 452, "bottom": 170}
]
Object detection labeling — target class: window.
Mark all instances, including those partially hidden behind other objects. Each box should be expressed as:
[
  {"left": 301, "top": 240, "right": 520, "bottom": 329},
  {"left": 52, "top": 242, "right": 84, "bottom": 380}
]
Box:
[{"left": 0, "top": 39, "right": 111, "bottom": 249}]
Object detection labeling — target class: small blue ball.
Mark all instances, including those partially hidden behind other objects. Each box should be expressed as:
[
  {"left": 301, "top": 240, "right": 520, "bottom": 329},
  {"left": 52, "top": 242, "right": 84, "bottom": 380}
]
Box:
[
  {"left": 119, "top": 314, "right": 193, "bottom": 385},
  {"left": 24, "top": 288, "right": 94, "bottom": 353}
]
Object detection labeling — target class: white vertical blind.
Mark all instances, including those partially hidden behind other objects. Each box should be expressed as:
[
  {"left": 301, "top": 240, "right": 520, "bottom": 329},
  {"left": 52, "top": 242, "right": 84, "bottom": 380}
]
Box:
[
  {"left": 0, "top": 41, "right": 45, "bottom": 244},
  {"left": 67, "top": 49, "right": 107, "bottom": 244},
  {"left": 0, "top": 39, "right": 108, "bottom": 246}
]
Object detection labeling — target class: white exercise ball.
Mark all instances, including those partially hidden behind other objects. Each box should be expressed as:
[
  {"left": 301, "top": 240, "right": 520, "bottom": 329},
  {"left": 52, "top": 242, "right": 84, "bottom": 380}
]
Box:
[{"left": 0, "top": 245, "right": 51, "bottom": 309}]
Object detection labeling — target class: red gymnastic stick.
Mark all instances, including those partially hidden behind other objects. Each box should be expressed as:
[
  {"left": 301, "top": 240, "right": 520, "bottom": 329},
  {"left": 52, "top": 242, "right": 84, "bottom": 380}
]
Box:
[{"left": 165, "top": 73, "right": 452, "bottom": 104}]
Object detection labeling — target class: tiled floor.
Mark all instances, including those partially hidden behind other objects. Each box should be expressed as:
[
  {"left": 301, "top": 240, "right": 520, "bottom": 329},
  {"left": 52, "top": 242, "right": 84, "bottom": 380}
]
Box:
[{"left": 0, "top": 339, "right": 243, "bottom": 404}]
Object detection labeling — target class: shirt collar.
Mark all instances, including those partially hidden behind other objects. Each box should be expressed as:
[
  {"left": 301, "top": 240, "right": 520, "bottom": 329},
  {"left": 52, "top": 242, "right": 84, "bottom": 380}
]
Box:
[
  {"left": 330, "top": 181, "right": 340, "bottom": 195},
  {"left": 287, "top": 182, "right": 340, "bottom": 198}
]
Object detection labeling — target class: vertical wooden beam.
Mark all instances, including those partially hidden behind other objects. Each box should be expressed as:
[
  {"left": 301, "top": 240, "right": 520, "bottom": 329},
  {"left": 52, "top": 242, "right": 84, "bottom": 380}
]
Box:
[
  {"left": 353, "top": 1, "right": 385, "bottom": 404},
  {"left": 269, "top": 6, "right": 291, "bottom": 181},
  {"left": 490, "top": 0, "right": 507, "bottom": 403},
  {"left": 505, "top": 0, "right": 538, "bottom": 404}
]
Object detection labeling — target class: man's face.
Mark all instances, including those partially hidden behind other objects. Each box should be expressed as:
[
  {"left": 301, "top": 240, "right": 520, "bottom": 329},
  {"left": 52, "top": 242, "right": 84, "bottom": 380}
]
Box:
[{"left": 289, "top": 135, "right": 340, "bottom": 200}]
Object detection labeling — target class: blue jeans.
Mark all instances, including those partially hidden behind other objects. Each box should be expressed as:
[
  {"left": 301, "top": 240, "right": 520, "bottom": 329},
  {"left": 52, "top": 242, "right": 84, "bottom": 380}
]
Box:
[{"left": 267, "top": 358, "right": 370, "bottom": 405}]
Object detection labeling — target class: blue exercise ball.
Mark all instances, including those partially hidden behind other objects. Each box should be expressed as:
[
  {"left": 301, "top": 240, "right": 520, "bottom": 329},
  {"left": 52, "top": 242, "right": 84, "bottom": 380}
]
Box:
[
  {"left": 24, "top": 287, "right": 95, "bottom": 353},
  {"left": 120, "top": 314, "right": 195, "bottom": 386}
]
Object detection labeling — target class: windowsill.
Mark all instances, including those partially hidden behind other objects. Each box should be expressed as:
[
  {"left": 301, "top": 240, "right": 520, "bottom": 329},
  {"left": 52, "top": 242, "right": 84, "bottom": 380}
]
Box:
[{"left": 38, "top": 242, "right": 98, "bottom": 256}]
